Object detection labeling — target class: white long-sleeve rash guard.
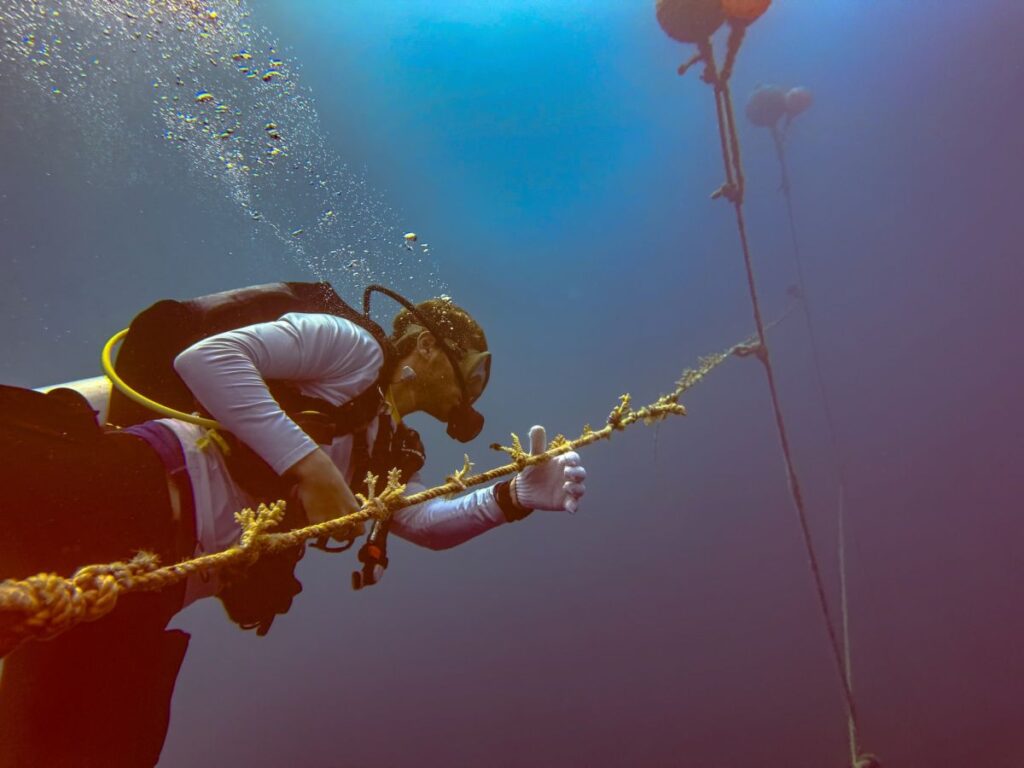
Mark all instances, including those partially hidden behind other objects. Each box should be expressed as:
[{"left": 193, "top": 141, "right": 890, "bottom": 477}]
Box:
[{"left": 162, "top": 312, "right": 507, "bottom": 605}]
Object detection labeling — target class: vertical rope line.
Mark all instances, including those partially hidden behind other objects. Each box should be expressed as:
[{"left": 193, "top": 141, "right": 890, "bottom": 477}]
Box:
[
  {"left": 772, "top": 122, "right": 861, "bottom": 761},
  {"left": 838, "top": 483, "right": 859, "bottom": 764},
  {"left": 703, "top": 43, "right": 736, "bottom": 192},
  {"left": 715, "top": 88, "right": 736, "bottom": 187},
  {"left": 722, "top": 82, "right": 745, "bottom": 200},
  {"left": 771, "top": 123, "right": 841, "bottom": 462},
  {"left": 770, "top": 124, "right": 791, "bottom": 195},
  {"left": 716, "top": 83, "right": 862, "bottom": 740}
]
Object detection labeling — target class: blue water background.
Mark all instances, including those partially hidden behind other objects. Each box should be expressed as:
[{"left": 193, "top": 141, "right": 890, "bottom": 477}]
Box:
[{"left": 2, "top": 1, "right": 1023, "bottom": 765}]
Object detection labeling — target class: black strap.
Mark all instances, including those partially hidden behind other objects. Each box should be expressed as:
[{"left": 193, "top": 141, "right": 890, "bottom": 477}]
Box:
[
  {"left": 493, "top": 480, "right": 534, "bottom": 522},
  {"left": 349, "top": 415, "right": 395, "bottom": 497},
  {"left": 270, "top": 382, "right": 388, "bottom": 448}
]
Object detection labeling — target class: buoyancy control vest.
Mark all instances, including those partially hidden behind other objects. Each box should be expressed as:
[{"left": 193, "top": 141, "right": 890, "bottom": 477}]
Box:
[{"left": 109, "top": 281, "right": 403, "bottom": 500}]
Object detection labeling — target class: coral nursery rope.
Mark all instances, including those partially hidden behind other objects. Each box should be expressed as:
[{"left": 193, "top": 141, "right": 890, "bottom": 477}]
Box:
[{"left": 0, "top": 339, "right": 746, "bottom": 658}]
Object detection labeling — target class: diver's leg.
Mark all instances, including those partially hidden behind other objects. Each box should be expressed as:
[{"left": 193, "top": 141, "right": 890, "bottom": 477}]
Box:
[
  {"left": 0, "top": 591, "right": 189, "bottom": 768},
  {"left": 0, "top": 401, "right": 193, "bottom": 766}
]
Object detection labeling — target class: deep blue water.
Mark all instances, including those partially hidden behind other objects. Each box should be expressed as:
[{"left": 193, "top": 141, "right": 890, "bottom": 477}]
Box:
[{"left": 2, "top": 1, "right": 1023, "bottom": 765}]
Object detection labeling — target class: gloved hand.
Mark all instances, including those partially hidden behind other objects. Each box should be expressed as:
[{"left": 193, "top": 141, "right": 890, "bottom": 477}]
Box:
[
  {"left": 285, "top": 448, "right": 365, "bottom": 541},
  {"left": 511, "top": 425, "right": 587, "bottom": 513}
]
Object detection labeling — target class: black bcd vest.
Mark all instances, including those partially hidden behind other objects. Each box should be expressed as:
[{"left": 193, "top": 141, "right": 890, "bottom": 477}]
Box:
[{"left": 109, "top": 281, "right": 401, "bottom": 500}]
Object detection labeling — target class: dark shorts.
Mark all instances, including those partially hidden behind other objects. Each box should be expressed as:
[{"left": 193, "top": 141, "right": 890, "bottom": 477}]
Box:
[{"left": 0, "top": 385, "right": 196, "bottom": 767}]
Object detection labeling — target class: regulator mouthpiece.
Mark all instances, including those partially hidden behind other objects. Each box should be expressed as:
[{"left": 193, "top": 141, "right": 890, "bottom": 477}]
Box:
[{"left": 446, "top": 403, "right": 484, "bottom": 443}]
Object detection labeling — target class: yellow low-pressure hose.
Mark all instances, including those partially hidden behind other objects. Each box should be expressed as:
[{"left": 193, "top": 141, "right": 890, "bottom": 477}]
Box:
[{"left": 101, "top": 328, "right": 221, "bottom": 429}]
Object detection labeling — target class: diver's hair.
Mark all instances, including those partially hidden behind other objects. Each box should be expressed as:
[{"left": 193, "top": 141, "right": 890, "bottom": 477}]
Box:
[{"left": 391, "top": 297, "right": 487, "bottom": 357}]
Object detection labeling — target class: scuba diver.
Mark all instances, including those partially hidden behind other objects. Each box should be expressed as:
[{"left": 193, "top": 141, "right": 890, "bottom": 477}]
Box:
[{"left": 0, "top": 282, "right": 587, "bottom": 768}]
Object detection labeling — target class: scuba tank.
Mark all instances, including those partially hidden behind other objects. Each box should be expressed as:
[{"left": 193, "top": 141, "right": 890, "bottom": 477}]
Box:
[{"left": 34, "top": 376, "right": 112, "bottom": 424}]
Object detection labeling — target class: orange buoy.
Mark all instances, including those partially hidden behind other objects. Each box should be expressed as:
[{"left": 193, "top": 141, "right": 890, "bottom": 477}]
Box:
[
  {"left": 721, "top": 0, "right": 771, "bottom": 23},
  {"left": 655, "top": 0, "right": 725, "bottom": 44}
]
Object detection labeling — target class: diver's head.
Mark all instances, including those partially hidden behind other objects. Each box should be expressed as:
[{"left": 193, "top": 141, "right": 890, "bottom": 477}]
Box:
[{"left": 389, "top": 296, "right": 490, "bottom": 441}]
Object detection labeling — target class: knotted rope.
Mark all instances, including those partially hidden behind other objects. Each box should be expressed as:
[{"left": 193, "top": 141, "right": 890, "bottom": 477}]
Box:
[{"left": 0, "top": 552, "right": 161, "bottom": 654}]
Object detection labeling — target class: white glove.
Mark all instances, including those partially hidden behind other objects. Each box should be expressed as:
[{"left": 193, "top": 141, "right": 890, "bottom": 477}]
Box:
[{"left": 512, "top": 425, "right": 587, "bottom": 513}]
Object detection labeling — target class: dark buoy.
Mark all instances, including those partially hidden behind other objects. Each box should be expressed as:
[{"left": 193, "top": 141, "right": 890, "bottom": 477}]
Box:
[
  {"left": 655, "top": 0, "right": 725, "bottom": 44},
  {"left": 722, "top": 0, "right": 772, "bottom": 23},
  {"left": 784, "top": 86, "right": 814, "bottom": 119},
  {"left": 745, "top": 84, "right": 787, "bottom": 127}
]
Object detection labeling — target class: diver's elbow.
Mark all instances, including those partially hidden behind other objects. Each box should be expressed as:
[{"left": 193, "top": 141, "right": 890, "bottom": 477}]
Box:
[
  {"left": 396, "top": 526, "right": 457, "bottom": 552},
  {"left": 415, "top": 533, "right": 456, "bottom": 552}
]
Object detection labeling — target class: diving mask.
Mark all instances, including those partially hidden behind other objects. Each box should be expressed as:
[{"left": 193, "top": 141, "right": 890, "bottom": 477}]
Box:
[
  {"left": 459, "top": 349, "right": 491, "bottom": 404},
  {"left": 444, "top": 348, "right": 490, "bottom": 442},
  {"left": 394, "top": 323, "right": 491, "bottom": 442}
]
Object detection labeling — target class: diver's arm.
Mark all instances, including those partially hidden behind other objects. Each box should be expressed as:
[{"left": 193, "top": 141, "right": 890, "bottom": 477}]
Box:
[
  {"left": 391, "top": 427, "right": 586, "bottom": 550},
  {"left": 173, "top": 312, "right": 381, "bottom": 474},
  {"left": 284, "top": 448, "right": 362, "bottom": 527},
  {"left": 390, "top": 480, "right": 510, "bottom": 550}
]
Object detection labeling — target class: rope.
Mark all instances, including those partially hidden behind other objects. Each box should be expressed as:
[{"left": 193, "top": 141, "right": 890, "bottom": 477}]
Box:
[
  {"left": 769, "top": 122, "right": 844, "bottom": 464},
  {"left": 690, "top": 39, "right": 864, "bottom": 756},
  {"left": 0, "top": 337, "right": 749, "bottom": 659},
  {"left": 719, "top": 21, "right": 746, "bottom": 86},
  {"left": 838, "top": 483, "right": 858, "bottom": 765},
  {"left": 771, "top": 121, "right": 862, "bottom": 764}
]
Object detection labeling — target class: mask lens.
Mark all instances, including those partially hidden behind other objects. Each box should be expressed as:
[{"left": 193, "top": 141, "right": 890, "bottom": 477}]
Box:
[{"left": 461, "top": 351, "right": 490, "bottom": 402}]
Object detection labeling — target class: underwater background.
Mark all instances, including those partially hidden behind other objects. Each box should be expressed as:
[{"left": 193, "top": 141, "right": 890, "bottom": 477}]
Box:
[{"left": 2, "top": 0, "right": 1023, "bottom": 765}]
